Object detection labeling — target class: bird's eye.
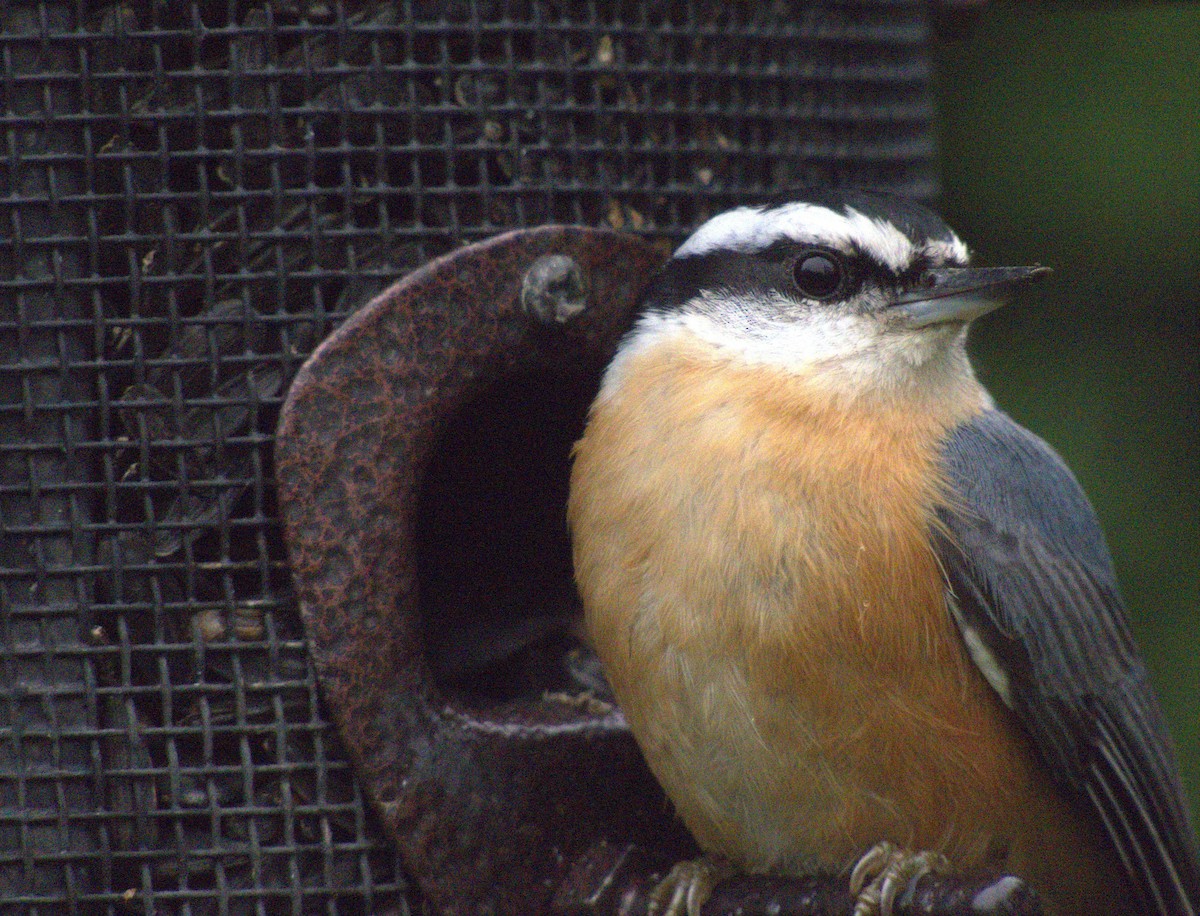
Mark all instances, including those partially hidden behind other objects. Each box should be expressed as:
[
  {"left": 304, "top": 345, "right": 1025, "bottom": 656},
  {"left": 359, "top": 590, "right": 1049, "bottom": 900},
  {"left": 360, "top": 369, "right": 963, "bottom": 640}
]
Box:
[{"left": 792, "top": 251, "right": 844, "bottom": 300}]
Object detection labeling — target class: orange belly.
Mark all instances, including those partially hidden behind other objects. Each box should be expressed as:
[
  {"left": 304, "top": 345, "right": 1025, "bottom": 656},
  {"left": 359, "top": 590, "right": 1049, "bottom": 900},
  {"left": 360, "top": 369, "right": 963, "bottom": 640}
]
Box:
[{"left": 569, "top": 332, "right": 1130, "bottom": 915}]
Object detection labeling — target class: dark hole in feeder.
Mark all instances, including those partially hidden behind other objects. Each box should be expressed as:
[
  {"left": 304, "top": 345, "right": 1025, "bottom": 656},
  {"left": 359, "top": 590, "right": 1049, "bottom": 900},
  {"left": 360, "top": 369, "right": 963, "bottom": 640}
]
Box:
[{"left": 416, "top": 368, "right": 609, "bottom": 710}]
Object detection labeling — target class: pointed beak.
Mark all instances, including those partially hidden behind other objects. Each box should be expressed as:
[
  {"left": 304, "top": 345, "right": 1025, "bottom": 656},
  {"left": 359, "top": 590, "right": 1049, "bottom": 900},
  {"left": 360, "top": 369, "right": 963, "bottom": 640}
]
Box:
[{"left": 891, "top": 265, "right": 1051, "bottom": 329}]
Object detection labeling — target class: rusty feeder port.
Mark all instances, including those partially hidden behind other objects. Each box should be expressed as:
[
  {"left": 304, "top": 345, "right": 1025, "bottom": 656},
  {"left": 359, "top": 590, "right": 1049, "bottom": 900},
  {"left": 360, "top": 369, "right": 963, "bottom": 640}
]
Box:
[{"left": 275, "top": 227, "right": 696, "bottom": 915}]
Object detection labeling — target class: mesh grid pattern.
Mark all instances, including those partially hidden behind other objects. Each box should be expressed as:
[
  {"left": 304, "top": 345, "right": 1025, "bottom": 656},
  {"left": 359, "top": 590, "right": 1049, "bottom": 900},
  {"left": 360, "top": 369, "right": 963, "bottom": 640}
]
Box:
[{"left": 0, "top": 1, "right": 937, "bottom": 912}]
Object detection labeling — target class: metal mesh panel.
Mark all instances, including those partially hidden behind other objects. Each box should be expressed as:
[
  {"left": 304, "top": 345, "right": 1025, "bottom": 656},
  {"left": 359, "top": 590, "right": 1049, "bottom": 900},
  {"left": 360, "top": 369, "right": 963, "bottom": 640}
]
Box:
[{"left": 0, "top": 1, "right": 938, "bottom": 912}]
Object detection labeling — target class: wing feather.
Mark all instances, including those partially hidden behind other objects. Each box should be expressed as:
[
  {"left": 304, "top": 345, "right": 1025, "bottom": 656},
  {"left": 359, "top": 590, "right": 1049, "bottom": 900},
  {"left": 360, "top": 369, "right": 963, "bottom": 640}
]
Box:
[{"left": 935, "top": 409, "right": 1200, "bottom": 916}]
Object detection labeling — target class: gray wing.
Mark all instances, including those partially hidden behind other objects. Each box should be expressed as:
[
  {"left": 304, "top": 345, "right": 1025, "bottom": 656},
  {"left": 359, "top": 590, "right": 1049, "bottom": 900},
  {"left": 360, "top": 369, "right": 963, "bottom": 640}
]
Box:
[{"left": 935, "top": 409, "right": 1200, "bottom": 916}]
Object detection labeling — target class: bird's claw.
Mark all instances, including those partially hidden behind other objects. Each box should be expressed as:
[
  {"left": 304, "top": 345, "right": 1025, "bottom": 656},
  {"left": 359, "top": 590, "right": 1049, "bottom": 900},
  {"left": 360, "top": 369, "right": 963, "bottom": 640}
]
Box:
[
  {"left": 849, "top": 841, "right": 950, "bottom": 916},
  {"left": 647, "top": 856, "right": 731, "bottom": 916}
]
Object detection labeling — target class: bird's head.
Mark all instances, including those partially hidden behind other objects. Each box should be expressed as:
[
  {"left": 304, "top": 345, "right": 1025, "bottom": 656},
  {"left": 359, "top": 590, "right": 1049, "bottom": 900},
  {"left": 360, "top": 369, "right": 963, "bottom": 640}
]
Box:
[{"left": 609, "top": 191, "right": 1049, "bottom": 405}]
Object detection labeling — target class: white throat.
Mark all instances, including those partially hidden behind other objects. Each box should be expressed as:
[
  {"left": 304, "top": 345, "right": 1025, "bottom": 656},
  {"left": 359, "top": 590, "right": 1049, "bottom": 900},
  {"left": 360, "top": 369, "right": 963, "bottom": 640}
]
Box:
[{"left": 600, "top": 305, "right": 985, "bottom": 412}]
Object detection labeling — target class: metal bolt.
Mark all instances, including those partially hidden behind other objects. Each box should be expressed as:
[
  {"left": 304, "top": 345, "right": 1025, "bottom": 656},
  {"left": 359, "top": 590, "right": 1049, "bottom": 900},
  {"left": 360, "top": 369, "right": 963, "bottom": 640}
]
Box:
[{"left": 522, "top": 254, "right": 588, "bottom": 324}]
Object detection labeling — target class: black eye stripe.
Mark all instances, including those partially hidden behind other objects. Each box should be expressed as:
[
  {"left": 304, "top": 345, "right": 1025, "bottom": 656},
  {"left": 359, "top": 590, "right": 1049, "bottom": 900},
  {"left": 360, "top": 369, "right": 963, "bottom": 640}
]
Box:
[{"left": 897, "top": 253, "right": 931, "bottom": 287}]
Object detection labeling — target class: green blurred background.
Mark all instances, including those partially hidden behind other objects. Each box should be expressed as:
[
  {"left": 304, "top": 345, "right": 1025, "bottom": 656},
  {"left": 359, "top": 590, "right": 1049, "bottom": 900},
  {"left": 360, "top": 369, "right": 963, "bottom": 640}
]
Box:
[{"left": 932, "top": 3, "right": 1199, "bottom": 821}]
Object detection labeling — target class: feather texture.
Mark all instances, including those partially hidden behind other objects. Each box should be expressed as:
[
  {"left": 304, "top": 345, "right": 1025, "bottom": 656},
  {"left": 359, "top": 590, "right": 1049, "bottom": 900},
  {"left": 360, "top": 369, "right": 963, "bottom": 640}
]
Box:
[{"left": 936, "top": 410, "right": 1200, "bottom": 916}]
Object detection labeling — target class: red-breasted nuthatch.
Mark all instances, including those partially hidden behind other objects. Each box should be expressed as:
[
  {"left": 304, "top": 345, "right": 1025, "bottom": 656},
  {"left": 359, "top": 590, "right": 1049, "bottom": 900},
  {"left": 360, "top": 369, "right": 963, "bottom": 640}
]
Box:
[{"left": 568, "top": 191, "right": 1200, "bottom": 916}]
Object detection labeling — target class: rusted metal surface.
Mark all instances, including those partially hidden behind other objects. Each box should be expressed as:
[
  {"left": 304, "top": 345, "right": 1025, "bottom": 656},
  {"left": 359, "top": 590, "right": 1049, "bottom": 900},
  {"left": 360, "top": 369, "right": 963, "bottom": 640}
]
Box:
[
  {"left": 698, "top": 873, "right": 1042, "bottom": 916},
  {"left": 275, "top": 227, "right": 694, "bottom": 915},
  {"left": 550, "top": 845, "right": 1044, "bottom": 916}
]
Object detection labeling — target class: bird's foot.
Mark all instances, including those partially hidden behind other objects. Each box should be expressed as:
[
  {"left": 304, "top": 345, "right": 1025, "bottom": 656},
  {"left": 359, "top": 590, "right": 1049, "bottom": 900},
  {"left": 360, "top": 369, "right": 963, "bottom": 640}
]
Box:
[
  {"left": 849, "top": 841, "right": 950, "bottom": 916},
  {"left": 647, "top": 855, "right": 733, "bottom": 916}
]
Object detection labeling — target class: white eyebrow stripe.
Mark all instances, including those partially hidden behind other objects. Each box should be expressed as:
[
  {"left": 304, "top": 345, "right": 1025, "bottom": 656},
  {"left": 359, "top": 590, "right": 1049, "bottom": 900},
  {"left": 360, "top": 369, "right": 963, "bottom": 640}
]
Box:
[
  {"left": 926, "top": 237, "right": 972, "bottom": 265},
  {"left": 673, "top": 202, "right": 964, "bottom": 272}
]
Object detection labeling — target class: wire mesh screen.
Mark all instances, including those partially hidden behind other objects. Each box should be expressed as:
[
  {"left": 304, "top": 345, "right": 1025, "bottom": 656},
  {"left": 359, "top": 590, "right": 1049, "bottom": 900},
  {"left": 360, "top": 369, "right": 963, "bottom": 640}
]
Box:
[{"left": 1, "top": 1, "right": 938, "bottom": 912}]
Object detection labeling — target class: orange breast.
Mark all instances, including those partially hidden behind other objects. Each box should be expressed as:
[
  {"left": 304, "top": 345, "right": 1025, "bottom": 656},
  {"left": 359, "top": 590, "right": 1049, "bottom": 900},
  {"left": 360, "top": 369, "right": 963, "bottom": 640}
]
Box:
[{"left": 569, "top": 331, "right": 1128, "bottom": 915}]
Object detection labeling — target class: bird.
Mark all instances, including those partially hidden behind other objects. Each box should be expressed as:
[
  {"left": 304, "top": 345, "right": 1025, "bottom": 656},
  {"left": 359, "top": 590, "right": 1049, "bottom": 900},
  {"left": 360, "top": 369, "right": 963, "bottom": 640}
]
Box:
[{"left": 567, "top": 190, "right": 1200, "bottom": 916}]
